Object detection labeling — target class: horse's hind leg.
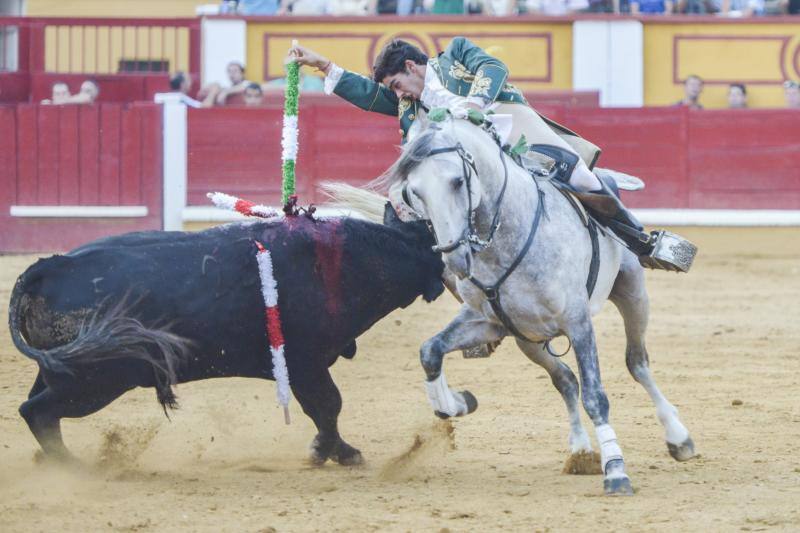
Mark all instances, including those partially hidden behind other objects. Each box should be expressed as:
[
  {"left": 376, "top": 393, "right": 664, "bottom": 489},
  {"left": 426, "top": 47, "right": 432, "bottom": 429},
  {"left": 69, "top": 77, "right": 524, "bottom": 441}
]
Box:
[
  {"left": 515, "top": 339, "right": 599, "bottom": 473},
  {"left": 610, "top": 257, "right": 695, "bottom": 462}
]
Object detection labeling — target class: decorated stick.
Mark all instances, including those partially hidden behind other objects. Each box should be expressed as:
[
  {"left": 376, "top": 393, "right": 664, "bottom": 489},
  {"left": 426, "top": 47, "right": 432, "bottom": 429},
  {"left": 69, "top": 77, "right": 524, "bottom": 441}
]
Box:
[
  {"left": 281, "top": 39, "right": 300, "bottom": 207},
  {"left": 207, "top": 192, "right": 280, "bottom": 219},
  {"left": 255, "top": 240, "right": 292, "bottom": 425}
]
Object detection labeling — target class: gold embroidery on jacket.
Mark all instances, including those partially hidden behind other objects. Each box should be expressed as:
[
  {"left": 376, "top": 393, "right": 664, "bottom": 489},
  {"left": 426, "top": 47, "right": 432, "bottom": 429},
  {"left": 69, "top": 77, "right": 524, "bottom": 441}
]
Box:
[
  {"left": 397, "top": 97, "right": 412, "bottom": 118},
  {"left": 469, "top": 68, "right": 492, "bottom": 98},
  {"left": 448, "top": 60, "right": 474, "bottom": 82}
]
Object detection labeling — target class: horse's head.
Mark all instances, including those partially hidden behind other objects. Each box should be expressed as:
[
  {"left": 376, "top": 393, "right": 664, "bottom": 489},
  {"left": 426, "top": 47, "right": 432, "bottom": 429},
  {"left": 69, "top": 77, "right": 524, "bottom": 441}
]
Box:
[{"left": 382, "top": 117, "right": 498, "bottom": 279}]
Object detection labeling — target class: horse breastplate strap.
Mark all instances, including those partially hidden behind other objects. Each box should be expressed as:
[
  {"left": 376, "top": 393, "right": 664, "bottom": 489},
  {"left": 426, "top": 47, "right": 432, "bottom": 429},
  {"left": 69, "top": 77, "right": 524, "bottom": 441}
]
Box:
[{"left": 467, "top": 186, "right": 546, "bottom": 344}]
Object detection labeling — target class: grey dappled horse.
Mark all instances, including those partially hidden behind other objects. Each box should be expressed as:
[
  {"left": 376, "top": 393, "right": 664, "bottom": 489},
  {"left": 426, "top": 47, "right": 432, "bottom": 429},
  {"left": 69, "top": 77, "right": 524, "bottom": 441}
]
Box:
[{"left": 326, "top": 116, "right": 696, "bottom": 496}]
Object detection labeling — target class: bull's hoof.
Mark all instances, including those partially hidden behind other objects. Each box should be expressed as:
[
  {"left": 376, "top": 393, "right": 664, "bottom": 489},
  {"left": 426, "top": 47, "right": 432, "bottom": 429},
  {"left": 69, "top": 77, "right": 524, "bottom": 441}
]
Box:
[
  {"left": 667, "top": 437, "right": 696, "bottom": 462},
  {"left": 604, "top": 476, "right": 634, "bottom": 496},
  {"left": 331, "top": 441, "right": 364, "bottom": 466},
  {"left": 309, "top": 452, "right": 328, "bottom": 467},
  {"left": 336, "top": 450, "right": 364, "bottom": 466},
  {"left": 434, "top": 410, "right": 450, "bottom": 420}
]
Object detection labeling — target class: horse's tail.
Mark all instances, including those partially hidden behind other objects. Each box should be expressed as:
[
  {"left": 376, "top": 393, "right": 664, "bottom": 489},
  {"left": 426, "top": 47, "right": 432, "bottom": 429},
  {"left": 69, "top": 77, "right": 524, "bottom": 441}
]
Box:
[
  {"left": 319, "top": 182, "right": 388, "bottom": 224},
  {"left": 9, "top": 285, "right": 192, "bottom": 411}
]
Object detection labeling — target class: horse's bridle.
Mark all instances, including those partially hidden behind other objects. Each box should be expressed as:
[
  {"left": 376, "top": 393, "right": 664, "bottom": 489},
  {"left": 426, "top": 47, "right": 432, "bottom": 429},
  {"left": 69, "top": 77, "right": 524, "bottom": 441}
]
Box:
[
  {"left": 419, "top": 142, "right": 508, "bottom": 254},
  {"left": 411, "top": 136, "right": 550, "bottom": 348}
]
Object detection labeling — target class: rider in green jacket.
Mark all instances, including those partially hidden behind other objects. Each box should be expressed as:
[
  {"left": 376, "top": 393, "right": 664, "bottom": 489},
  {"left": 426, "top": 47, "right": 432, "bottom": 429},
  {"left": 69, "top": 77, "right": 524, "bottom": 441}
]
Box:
[{"left": 289, "top": 37, "right": 695, "bottom": 272}]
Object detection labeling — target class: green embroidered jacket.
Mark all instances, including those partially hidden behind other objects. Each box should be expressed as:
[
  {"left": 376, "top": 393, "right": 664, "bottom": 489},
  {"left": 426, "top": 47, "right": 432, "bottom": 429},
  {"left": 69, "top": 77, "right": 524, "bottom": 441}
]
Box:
[{"left": 332, "top": 36, "right": 527, "bottom": 143}]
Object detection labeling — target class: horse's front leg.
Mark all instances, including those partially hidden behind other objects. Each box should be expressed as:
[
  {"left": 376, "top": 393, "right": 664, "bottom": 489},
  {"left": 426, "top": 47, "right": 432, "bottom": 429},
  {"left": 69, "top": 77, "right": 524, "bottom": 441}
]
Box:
[
  {"left": 420, "top": 305, "right": 505, "bottom": 418},
  {"left": 570, "top": 321, "right": 634, "bottom": 496}
]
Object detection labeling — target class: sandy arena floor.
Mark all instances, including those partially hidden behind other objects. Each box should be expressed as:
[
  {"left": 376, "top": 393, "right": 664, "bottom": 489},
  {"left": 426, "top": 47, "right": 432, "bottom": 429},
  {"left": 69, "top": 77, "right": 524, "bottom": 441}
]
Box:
[{"left": 0, "top": 227, "right": 798, "bottom": 532}]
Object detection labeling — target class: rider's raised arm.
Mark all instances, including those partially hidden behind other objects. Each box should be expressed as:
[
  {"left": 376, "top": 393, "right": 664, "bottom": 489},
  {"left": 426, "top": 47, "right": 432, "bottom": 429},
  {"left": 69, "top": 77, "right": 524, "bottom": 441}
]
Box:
[
  {"left": 446, "top": 36, "right": 509, "bottom": 105},
  {"left": 329, "top": 68, "right": 399, "bottom": 117}
]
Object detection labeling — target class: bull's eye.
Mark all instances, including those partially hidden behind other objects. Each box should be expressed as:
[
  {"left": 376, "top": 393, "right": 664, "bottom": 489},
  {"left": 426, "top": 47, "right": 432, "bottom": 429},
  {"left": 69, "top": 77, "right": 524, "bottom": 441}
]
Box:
[{"left": 452, "top": 176, "right": 464, "bottom": 190}]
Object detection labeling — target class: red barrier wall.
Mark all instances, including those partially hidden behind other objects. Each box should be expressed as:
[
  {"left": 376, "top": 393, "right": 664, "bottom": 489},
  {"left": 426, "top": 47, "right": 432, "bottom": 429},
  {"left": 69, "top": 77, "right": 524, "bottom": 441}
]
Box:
[
  {"left": 187, "top": 103, "right": 800, "bottom": 210},
  {"left": 0, "top": 103, "right": 163, "bottom": 252},
  {"left": 187, "top": 97, "right": 397, "bottom": 206}
]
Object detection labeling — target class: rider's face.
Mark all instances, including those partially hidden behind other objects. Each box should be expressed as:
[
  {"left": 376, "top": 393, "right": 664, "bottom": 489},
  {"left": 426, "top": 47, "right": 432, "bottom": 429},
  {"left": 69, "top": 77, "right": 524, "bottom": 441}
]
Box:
[{"left": 382, "top": 61, "right": 426, "bottom": 101}]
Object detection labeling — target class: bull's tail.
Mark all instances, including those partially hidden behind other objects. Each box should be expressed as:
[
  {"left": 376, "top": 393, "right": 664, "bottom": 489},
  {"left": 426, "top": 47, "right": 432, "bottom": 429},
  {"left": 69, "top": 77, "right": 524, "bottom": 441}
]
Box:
[{"left": 9, "top": 275, "right": 191, "bottom": 411}]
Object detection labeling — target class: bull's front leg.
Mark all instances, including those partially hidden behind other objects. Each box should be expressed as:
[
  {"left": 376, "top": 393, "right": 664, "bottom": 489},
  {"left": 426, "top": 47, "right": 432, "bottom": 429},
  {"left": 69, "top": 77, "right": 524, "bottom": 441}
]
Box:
[{"left": 420, "top": 305, "right": 505, "bottom": 418}]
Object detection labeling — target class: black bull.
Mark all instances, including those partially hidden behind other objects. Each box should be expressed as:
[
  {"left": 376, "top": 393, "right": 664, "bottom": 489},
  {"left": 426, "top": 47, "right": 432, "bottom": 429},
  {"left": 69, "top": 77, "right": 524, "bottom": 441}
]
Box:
[{"left": 8, "top": 206, "right": 445, "bottom": 465}]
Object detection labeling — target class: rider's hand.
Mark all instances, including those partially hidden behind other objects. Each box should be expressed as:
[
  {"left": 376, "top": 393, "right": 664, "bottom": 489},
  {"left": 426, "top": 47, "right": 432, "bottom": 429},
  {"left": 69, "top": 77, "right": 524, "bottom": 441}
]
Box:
[{"left": 286, "top": 45, "right": 330, "bottom": 73}]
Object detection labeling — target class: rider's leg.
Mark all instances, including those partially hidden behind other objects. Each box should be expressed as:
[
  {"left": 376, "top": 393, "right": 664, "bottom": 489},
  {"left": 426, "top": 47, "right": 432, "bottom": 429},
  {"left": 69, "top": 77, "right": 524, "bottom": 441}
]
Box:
[{"left": 497, "top": 104, "right": 652, "bottom": 252}]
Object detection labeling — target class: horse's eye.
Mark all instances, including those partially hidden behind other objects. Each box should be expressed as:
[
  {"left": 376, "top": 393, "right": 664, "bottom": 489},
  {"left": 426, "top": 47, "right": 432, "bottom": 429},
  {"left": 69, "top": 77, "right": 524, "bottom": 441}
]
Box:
[{"left": 452, "top": 177, "right": 464, "bottom": 190}]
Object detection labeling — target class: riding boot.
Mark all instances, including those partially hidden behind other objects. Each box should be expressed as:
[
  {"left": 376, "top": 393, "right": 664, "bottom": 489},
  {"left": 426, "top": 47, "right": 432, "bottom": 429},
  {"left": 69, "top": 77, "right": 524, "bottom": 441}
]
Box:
[
  {"left": 571, "top": 179, "right": 698, "bottom": 273},
  {"left": 524, "top": 144, "right": 697, "bottom": 272}
]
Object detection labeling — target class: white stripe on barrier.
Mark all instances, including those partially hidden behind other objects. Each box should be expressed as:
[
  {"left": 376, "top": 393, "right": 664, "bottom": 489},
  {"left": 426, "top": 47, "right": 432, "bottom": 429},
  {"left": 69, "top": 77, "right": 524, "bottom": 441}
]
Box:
[
  {"left": 634, "top": 209, "right": 800, "bottom": 227},
  {"left": 10, "top": 205, "right": 148, "bottom": 218},
  {"left": 184, "top": 206, "right": 800, "bottom": 227}
]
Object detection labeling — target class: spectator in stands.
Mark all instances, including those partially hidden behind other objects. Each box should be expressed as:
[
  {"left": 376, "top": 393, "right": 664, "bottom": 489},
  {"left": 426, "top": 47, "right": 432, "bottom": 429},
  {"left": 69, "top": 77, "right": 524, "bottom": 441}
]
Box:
[
  {"left": 484, "top": 0, "right": 517, "bottom": 13},
  {"left": 243, "top": 82, "right": 265, "bottom": 106},
  {"left": 237, "top": 0, "right": 281, "bottom": 14},
  {"left": 169, "top": 71, "right": 208, "bottom": 108},
  {"left": 727, "top": 83, "right": 748, "bottom": 109},
  {"left": 170, "top": 71, "right": 192, "bottom": 94},
  {"left": 74, "top": 80, "right": 99, "bottom": 104},
  {"left": 374, "top": 0, "right": 425, "bottom": 13},
  {"left": 779, "top": 0, "right": 800, "bottom": 12},
  {"left": 785, "top": 80, "right": 800, "bottom": 108},
  {"left": 675, "top": 75, "right": 704, "bottom": 109},
  {"left": 41, "top": 80, "right": 99, "bottom": 105},
  {"left": 281, "top": 0, "right": 328, "bottom": 12},
  {"left": 714, "top": 0, "right": 764, "bottom": 15},
  {"left": 631, "top": 0, "right": 673, "bottom": 13},
  {"left": 579, "top": 0, "right": 615, "bottom": 11},
  {"left": 198, "top": 61, "right": 252, "bottom": 106},
  {"left": 215, "top": 62, "right": 250, "bottom": 104},
  {"left": 328, "top": 0, "right": 371, "bottom": 13},
  {"left": 41, "top": 81, "right": 71, "bottom": 105},
  {"left": 676, "top": 0, "right": 717, "bottom": 11},
  {"left": 526, "top": 0, "right": 589, "bottom": 15}
]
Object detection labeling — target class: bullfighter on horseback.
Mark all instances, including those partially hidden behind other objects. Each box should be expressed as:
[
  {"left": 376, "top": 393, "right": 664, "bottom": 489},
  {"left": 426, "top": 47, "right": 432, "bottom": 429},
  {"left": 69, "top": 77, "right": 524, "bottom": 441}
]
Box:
[{"left": 289, "top": 37, "right": 695, "bottom": 272}]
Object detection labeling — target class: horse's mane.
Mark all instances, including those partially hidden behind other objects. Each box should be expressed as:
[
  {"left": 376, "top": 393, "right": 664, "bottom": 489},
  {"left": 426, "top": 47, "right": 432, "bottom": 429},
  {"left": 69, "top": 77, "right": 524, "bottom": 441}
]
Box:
[{"left": 371, "top": 124, "right": 452, "bottom": 191}]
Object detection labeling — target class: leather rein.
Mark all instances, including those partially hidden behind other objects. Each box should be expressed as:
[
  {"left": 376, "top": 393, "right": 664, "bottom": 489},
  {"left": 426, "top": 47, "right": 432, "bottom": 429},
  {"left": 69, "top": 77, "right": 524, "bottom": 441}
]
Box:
[{"left": 419, "top": 139, "right": 548, "bottom": 347}]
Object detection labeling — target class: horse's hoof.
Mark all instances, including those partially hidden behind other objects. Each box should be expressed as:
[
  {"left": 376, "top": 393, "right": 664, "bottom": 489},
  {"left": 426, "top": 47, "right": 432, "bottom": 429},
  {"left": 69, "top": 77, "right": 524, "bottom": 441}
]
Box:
[
  {"left": 604, "top": 476, "right": 634, "bottom": 496},
  {"left": 461, "top": 390, "right": 478, "bottom": 414},
  {"left": 667, "top": 437, "right": 696, "bottom": 462},
  {"left": 434, "top": 410, "right": 450, "bottom": 420}
]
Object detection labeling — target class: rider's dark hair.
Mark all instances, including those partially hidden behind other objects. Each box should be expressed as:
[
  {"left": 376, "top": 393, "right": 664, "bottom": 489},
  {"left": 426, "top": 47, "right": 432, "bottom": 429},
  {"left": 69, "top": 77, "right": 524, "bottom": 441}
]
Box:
[{"left": 372, "top": 40, "right": 428, "bottom": 84}]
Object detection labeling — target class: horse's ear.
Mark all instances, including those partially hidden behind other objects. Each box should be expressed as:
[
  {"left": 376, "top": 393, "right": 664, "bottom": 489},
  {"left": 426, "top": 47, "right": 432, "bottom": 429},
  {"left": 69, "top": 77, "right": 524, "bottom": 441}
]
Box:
[{"left": 383, "top": 202, "right": 403, "bottom": 228}]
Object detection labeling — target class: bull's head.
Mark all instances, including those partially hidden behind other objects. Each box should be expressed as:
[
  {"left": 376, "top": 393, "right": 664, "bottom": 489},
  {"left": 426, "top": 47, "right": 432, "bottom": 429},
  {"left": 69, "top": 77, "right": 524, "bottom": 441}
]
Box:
[{"left": 382, "top": 203, "right": 445, "bottom": 303}]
